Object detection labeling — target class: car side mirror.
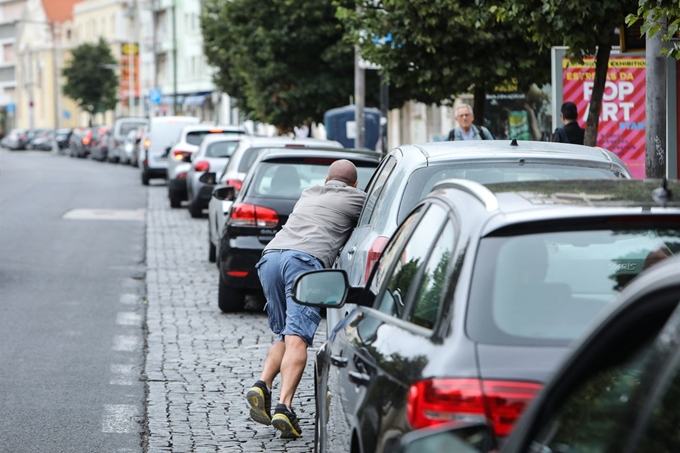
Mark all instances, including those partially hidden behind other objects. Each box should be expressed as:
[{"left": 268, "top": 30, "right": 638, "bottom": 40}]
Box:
[
  {"left": 213, "top": 185, "right": 236, "bottom": 201},
  {"left": 292, "top": 270, "right": 350, "bottom": 308},
  {"left": 386, "top": 423, "right": 497, "bottom": 453},
  {"left": 199, "top": 172, "right": 217, "bottom": 185}
]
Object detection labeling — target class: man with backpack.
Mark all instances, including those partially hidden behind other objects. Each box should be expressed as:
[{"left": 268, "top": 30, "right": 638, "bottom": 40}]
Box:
[
  {"left": 447, "top": 104, "right": 494, "bottom": 141},
  {"left": 552, "top": 101, "right": 585, "bottom": 145}
]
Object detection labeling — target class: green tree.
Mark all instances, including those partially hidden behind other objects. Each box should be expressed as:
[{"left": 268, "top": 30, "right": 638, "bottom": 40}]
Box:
[
  {"left": 62, "top": 38, "right": 118, "bottom": 125},
  {"left": 493, "top": 0, "right": 637, "bottom": 146},
  {"left": 336, "top": 0, "right": 550, "bottom": 125},
  {"left": 201, "top": 0, "right": 387, "bottom": 133},
  {"left": 626, "top": 2, "right": 680, "bottom": 59}
]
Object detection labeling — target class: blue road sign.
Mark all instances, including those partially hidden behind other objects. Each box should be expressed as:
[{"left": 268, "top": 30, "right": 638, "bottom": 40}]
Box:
[
  {"left": 63, "top": 110, "right": 71, "bottom": 120},
  {"left": 149, "top": 88, "right": 162, "bottom": 104},
  {"left": 6, "top": 103, "right": 15, "bottom": 113}
]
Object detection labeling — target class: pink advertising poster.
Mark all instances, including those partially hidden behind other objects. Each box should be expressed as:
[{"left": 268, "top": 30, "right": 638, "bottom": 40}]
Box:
[{"left": 563, "top": 56, "right": 646, "bottom": 178}]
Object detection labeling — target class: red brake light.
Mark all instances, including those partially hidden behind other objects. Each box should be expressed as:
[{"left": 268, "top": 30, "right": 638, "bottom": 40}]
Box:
[
  {"left": 228, "top": 203, "right": 279, "bottom": 228},
  {"left": 209, "top": 128, "right": 224, "bottom": 133},
  {"left": 227, "top": 271, "right": 249, "bottom": 277},
  {"left": 82, "top": 137, "right": 91, "bottom": 145},
  {"left": 363, "top": 236, "right": 389, "bottom": 284},
  {"left": 173, "top": 150, "right": 191, "bottom": 161},
  {"left": 226, "top": 178, "right": 243, "bottom": 191},
  {"left": 177, "top": 172, "right": 187, "bottom": 179},
  {"left": 194, "top": 160, "right": 210, "bottom": 172},
  {"left": 407, "top": 379, "right": 542, "bottom": 437}
]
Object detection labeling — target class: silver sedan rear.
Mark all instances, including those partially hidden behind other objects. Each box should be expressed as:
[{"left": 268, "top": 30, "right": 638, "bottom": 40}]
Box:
[{"left": 186, "top": 135, "right": 243, "bottom": 218}]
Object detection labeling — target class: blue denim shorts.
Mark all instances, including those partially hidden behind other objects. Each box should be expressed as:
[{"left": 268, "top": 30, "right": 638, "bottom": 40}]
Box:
[{"left": 255, "top": 249, "right": 323, "bottom": 346}]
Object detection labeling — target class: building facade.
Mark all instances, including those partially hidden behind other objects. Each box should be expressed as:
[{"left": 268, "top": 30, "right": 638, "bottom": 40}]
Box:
[{"left": 0, "top": 0, "right": 27, "bottom": 134}]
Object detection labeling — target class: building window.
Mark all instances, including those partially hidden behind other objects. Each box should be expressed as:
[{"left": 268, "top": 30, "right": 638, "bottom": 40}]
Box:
[{"left": 3, "top": 44, "right": 14, "bottom": 63}]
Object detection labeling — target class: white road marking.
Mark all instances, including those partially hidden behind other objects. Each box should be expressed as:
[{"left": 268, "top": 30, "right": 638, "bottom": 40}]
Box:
[
  {"left": 63, "top": 209, "right": 146, "bottom": 221},
  {"left": 112, "top": 335, "right": 141, "bottom": 352},
  {"left": 110, "top": 364, "right": 136, "bottom": 386},
  {"left": 116, "top": 312, "right": 143, "bottom": 327},
  {"left": 102, "top": 404, "right": 137, "bottom": 433}
]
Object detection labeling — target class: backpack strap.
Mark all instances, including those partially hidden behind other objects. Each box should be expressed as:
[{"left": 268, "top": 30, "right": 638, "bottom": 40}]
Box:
[{"left": 476, "top": 125, "right": 487, "bottom": 140}]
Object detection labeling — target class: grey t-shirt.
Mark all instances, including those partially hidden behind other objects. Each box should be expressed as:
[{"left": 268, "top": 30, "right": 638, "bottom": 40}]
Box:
[{"left": 263, "top": 180, "right": 366, "bottom": 267}]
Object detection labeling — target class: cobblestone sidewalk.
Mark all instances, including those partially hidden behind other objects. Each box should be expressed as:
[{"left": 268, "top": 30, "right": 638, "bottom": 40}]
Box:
[{"left": 144, "top": 185, "right": 323, "bottom": 452}]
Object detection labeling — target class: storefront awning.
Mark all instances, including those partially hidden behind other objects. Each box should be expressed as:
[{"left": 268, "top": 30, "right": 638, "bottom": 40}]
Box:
[{"left": 184, "top": 93, "right": 210, "bottom": 106}]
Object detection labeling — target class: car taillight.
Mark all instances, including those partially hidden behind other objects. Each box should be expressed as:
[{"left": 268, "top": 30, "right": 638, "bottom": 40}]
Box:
[
  {"left": 82, "top": 137, "right": 90, "bottom": 145},
  {"left": 194, "top": 160, "right": 210, "bottom": 172},
  {"left": 173, "top": 150, "right": 191, "bottom": 161},
  {"left": 407, "top": 379, "right": 542, "bottom": 437},
  {"left": 177, "top": 172, "right": 187, "bottom": 179},
  {"left": 363, "top": 236, "right": 389, "bottom": 284},
  {"left": 144, "top": 138, "right": 151, "bottom": 149},
  {"left": 228, "top": 203, "right": 279, "bottom": 228},
  {"left": 226, "top": 178, "right": 243, "bottom": 191}
]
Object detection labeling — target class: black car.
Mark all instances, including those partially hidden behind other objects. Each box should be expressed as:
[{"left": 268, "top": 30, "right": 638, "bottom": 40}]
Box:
[
  {"left": 292, "top": 178, "right": 680, "bottom": 453},
  {"left": 215, "top": 147, "right": 381, "bottom": 312},
  {"left": 393, "top": 254, "right": 680, "bottom": 453},
  {"left": 55, "top": 128, "right": 73, "bottom": 153}
]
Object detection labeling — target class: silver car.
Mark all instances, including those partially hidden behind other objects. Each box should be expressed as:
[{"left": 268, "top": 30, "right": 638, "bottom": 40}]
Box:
[
  {"left": 186, "top": 134, "right": 243, "bottom": 218},
  {"left": 167, "top": 124, "right": 248, "bottom": 208},
  {"left": 326, "top": 139, "right": 633, "bottom": 335},
  {"left": 206, "top": 136, "right": 344, "bottom": 263},
  {"left": 109, "top": 117, "right": 148, "bottom": 163}
]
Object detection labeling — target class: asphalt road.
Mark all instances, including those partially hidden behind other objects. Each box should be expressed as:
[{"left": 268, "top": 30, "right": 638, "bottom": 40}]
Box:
[{"left": 0, "top": 149, "right": 147, "bottom": 452}]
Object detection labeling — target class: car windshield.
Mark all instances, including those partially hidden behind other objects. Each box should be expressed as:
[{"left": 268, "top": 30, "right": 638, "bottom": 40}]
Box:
[
  {"left": 206, "top": 140, "right": 240, "bottom": 158},
  {"left": 119, "top": 122, "right": 146, "bottom": 136},
  {"left": 466, "top": 226, "right": 680, "bottom": 346},
  {"left": 398, "top": 163, "right": 624, "bottom": 224},
  {"left": 249, "top": 159, "right": 376, "bottom": 198}
]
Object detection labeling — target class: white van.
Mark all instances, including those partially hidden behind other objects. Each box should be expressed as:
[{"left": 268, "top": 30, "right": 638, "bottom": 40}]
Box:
[
  {"left": 110, "top": 117, "right": 148, "bottom": 163},
  {"left": 139, "top": 116, "right": 200, "bottom": 185}
]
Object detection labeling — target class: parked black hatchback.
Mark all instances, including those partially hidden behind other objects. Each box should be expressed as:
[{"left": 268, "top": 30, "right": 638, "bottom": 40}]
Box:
[
  {"left": 293, "top": 178, "right": 680, "bottom": 453},
  {"left": 215, "top": 148, "right": 381, "bottom": 312}
]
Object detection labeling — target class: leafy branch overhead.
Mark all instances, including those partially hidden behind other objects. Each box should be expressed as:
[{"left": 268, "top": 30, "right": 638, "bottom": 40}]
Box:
[
  {"left": 61, "top": 38, "right": 118, "bottom": 120},
  {"left": 626, "top": 0, "right": 680, "bottom": 59},
  {"left": 201, "top": 0, "right": 392, "bottom": 133}
]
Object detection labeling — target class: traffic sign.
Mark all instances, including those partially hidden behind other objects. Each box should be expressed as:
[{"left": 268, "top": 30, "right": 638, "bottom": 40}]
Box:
[
  {"left": 149, "top": 88, "right": 162, "bottom": 104},
  {"left": 6, "top": 103, "right": 15, "bottom": 113}
]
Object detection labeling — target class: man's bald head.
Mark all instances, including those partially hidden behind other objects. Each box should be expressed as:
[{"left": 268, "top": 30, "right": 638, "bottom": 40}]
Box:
[{"left": 326, "top": 159, "right": 358, "bottom": 187}]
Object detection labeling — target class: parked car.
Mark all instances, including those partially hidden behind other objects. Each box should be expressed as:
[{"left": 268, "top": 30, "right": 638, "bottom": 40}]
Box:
[
  {"left": 130, "top": 127, "right": 147, "bottom": 167},
  {"left": 90, "top": 126, "right": 113, "bottom": 161},
  {"left": 25, "top": 128, "right": 49, "bottom": 150},
  {"left": 108, "top": 117, "right": 148, "bottom": 163},
  {"left": 215, "top": 147, "right": 381, "bottom": 312},
  {"left": 139, "top": 116, "right": 200, "bottom": 185},
  {"left": 291, "top": 178, "right": 680, "bottom": 453},
  {"left": 55, "top": 128, "right": 73, "bottom": 153},
  {"left": 206, "top": 136, "right": 345, "bottom": 265},
  {"left": 68, "top": 128, "right": 87, "bottom": 158},
  {"left": 167, "top": 124, "right": 248, "bottom": 208},
  {"left": 1, "top": 129, "right": 28, "bottom": 150},
  {"left": 328, "top": 139, "right": 632, "bottom": 334},
  {"left": 29, "top": 129, "right": 55, "bottom": 151},
  {"left": 393, "top": 254, "right": 680, "bottom": 453},
  {"left": 186, "top": 134, "right": 243, "bottom": 218}
]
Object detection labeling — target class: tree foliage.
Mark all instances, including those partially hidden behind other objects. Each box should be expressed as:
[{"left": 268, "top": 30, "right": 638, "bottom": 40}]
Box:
[
  {"left": 626, "top": 1, "right": 680, "bottom": 59},
  {"left": 493, "top": 0, "right": 637, "bottom": 146},
  {"left": 62, "top": 38, "right": 118, "bottom": 122},
  {"left": 201, "top": 0, "right": 387, "bottom": 133},
  {"left": 336, "top": 0, "right": 550, "bottom": 125}
]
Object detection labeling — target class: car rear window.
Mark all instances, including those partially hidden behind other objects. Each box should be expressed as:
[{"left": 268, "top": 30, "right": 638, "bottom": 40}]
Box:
[
  {"left": 249, "top": 159, "right": 377, "bottom": 198},
  {"left": 119, "top": 122, "right": 146, "bottom": 137},
  {"left": 466, "top": 225, "right": 680, "bottom": 347},
  {"left": 398, "top": 163, "right": 623, "bottom": 224},
  {"left": 186, "top": 130, "right": 241, "bottom": 146},
  {"left": 206, "top": 141, "right": 240, "bottom": 158}
]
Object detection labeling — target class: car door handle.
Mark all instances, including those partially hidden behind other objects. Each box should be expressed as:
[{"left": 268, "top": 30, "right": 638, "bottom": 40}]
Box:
[
  {"left": 330, "top": 355, "right": 348, "bottom": 368},
  {"left": 348, "top": 371, "right": 371, "bottom": 386},
  {"left": 347, "top": 246, "right": 356, "bottom": 256}
]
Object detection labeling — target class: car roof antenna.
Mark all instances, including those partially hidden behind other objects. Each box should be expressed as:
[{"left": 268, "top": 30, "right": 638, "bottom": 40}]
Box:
[
  {"left": 652, "top": 176, "right": 673, "bottom": 208},
  {"left": 510, "top": 139, "right": 519, "bottom": 146}
]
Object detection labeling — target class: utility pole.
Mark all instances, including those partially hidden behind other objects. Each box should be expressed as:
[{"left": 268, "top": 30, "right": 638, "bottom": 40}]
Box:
[
  {"left": 127, "top": 1, "right": 137, "bottom": 117},
  {"left": 645, "top": 14, "right": 667, "bottom": 178},
  {"left": 172, "top": 0, "right": 179, "bottom": 116},
  {"left": 354, "top": 44, "right": 365, "bottom": 149}
]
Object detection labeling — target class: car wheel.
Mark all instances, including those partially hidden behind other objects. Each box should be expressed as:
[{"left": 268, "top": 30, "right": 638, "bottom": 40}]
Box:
[
  {"left": 188, "top": 200, "right": 202, "bottom": 218},
  {"left": 169, "top": 190, "right": 181, "bottom": 208},
  {"left": 208, "top": 236, "right": 216, "bottom": 263},
  {"left": 218, "top": 273, "right": 246, "bottom": 313},
  {"left": 141, "top": 171, "right": 150, "bottom": 186}
]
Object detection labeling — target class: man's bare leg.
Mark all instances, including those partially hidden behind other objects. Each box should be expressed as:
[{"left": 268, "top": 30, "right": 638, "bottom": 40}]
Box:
[
  {"left": 278, "top": 335, "right": 307, "bottom": 408},
  {"left": 260, "top": 340, "right": 285, "bottom": 389}
]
